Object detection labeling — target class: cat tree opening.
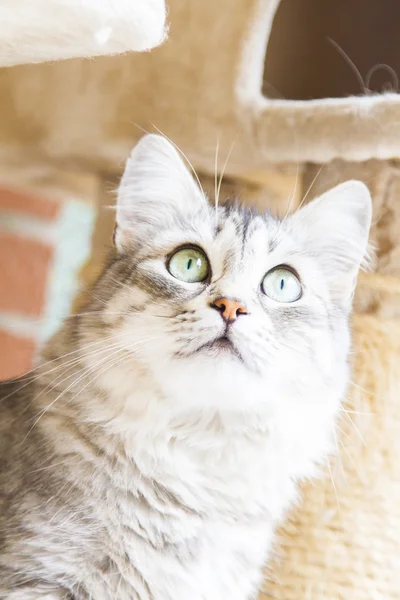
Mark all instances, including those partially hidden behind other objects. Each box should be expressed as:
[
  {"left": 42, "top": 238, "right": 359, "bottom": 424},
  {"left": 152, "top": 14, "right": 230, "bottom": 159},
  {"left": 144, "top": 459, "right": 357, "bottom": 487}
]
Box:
[{"left": 263, "top": 0, "right": 400, "bottom": 100}]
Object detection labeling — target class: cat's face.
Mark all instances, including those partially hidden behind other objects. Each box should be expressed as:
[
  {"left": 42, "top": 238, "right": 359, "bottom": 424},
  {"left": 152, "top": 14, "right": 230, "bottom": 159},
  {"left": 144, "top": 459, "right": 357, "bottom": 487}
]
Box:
[{"left": 95, "top": 135, "right": 371, "bottom": 411}]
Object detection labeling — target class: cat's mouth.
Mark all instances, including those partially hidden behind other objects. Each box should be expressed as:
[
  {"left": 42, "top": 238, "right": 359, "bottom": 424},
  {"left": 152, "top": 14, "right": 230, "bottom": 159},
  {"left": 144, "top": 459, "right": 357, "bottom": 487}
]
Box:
[
  {"left": 194, "top": 334, "right": 244, "bottom": 362},
  {"left": 174, "top": 330, "right": 246, "bottom": 364},
  {"left": 210, "top": 335, "right": 232, "bottom": 349}
]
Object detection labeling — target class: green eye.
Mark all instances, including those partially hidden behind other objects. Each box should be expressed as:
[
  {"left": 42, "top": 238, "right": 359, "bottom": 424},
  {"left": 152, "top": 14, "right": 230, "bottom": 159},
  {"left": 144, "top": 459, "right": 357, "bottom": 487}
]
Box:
[
  {"left": 168, "top": 247, "right": 209, "bottom": 283},
  {"left": 262, "top": 267, "right": 302, "bottom": 303}
]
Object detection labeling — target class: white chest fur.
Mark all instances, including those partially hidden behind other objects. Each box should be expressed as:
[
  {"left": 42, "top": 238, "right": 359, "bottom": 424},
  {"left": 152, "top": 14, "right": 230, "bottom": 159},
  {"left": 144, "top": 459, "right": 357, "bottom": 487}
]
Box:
[
  {"left": 85, "top": 433, "right": 278, "bottom": 600},
  {"left": 79, "top": 362, "right": 339, "bottom": 600}
]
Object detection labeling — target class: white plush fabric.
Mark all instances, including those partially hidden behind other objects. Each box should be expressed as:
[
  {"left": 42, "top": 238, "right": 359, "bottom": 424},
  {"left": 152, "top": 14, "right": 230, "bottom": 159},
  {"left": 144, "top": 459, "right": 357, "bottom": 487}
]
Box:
[{"left": 0, "top": 0, "right": 167, "bottom": 67}]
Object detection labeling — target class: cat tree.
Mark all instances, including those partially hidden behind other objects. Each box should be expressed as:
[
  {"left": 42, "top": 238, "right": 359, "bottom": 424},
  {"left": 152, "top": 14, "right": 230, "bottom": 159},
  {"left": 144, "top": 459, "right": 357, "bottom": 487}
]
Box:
[
  {"left": 1, "top": 0, "right": 400, "bottom": 173},
  {"left": 1, "top": 0, "right": 399, "bottom": 597}
]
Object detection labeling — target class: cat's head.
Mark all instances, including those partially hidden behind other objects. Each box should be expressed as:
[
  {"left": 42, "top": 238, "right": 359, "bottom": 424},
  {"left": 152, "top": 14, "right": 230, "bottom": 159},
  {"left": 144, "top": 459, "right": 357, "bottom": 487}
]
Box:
[{"left": 93, "top": 134, "right": 371, "bottom": 412}]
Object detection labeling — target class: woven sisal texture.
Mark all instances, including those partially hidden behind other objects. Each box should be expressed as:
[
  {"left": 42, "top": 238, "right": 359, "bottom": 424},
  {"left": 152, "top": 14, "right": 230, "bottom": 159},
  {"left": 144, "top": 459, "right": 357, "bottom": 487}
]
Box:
[{"left": 260, "top": 310, "right": 400, "bottom": 599}]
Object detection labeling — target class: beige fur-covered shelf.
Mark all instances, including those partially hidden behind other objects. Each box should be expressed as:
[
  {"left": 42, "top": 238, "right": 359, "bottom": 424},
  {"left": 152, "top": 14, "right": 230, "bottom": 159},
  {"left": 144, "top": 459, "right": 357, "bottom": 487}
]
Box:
[
  {"left": 1, "top": 0, "right": 400, "bottom": 177},
  {"left": 0, "top": 0, "right": 166, "bottom": 66}
]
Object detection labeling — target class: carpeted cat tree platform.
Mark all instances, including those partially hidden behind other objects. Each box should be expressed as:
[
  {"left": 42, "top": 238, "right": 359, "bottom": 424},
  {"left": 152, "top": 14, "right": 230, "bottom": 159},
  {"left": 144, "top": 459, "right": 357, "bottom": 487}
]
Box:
[
  {"left": 1, "top": 0, "right": 400, "bottom": 173},
  {"left": 1, "top": 0, "right": 400, "bottom": 597}
]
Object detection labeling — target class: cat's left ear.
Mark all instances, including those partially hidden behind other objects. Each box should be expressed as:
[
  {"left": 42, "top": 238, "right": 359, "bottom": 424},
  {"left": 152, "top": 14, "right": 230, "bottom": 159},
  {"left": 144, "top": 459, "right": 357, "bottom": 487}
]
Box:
[
  {"left": 115, "top": 134, "right": 208, "bottom": 251},
  {"left": 292, "top": 180, "right": 372, "bottom": 308}
]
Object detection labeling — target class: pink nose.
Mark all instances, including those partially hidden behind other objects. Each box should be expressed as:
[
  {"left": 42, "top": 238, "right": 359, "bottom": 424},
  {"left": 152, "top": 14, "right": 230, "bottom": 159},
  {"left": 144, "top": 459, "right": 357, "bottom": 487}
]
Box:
[{"left": 212, "top": 297, "right": 248, "bottom": 323}]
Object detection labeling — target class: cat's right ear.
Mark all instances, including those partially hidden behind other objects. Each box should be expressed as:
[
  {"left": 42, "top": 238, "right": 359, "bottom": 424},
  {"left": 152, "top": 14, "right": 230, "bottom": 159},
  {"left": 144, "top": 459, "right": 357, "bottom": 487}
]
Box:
[{"left": 115, "top": 134, "right": 208, "bottom": 251}]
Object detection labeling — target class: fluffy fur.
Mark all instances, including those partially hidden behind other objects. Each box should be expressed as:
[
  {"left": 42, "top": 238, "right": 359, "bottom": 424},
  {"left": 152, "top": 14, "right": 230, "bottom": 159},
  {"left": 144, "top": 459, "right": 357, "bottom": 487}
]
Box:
[
  {"left": 0, "top": 0, "right": 166, "bottom": 67},
  {"left": 0, "top": 135, "right": 371, "bottom": 599}
]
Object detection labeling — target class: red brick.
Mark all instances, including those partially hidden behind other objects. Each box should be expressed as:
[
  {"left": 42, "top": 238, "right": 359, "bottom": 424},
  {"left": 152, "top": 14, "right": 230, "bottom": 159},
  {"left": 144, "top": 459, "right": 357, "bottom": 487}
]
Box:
[
  {"left": 0, "top": 186, "right": 60, "bottom": 220},
  {"left": 0, "top": 330, "right": 36, "bottom": 380},
  {"left": 0, "top": 233, "right": 53, "bottom": 316}
]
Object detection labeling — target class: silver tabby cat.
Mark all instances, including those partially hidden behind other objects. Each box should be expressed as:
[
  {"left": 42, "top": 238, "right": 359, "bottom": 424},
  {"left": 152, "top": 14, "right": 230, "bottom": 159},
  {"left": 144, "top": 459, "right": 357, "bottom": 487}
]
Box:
[{"left": 0, "top": 135, "right": 371, "bottom": 599}]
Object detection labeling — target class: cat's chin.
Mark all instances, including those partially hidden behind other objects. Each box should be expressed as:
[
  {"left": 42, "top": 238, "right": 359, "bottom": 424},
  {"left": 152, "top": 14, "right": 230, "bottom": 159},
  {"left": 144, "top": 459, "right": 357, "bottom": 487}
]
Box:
[{"left": 156, "top": 349, "right": 267, "bottom": 412}]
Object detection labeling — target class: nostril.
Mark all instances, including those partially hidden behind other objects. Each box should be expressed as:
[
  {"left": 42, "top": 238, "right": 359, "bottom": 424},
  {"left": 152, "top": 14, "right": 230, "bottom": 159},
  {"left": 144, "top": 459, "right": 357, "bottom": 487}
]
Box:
[
  {"left": 210, "top": 301, "right": 226, "bottom": 313},
  {"left": 211, "top": 297, "right": 248, "bottom": 322}
]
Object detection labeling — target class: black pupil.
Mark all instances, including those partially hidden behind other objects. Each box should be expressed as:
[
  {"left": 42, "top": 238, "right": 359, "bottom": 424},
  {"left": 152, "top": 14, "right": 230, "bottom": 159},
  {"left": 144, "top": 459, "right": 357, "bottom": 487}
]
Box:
[
  {"left": 187, "top": 258, "right": 193, "bottom": 270},
  {"left": 280, "top": 278, "right": 284, "bottom": 290}
]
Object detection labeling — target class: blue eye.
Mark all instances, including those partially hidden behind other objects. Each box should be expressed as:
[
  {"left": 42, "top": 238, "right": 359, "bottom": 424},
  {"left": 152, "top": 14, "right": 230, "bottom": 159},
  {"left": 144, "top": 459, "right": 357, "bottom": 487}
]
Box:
[{"left": 262, "top": 267, "right": 302, "bottom": 303}]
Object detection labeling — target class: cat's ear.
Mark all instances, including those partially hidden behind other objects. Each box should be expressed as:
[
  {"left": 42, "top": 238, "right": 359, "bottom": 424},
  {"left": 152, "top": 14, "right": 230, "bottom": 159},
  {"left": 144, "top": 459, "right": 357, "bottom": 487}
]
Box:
[
  {"left": 115, "top": 134, "right": 208, "bottom": 251},
  {"left": 292, "top": 181, "right": 372, "bottom": 308}
]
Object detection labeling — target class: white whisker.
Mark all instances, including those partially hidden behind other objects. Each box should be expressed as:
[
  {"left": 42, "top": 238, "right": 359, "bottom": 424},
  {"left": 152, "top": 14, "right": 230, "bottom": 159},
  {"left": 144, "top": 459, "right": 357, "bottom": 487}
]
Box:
[
  {"left": 150, "top": 123, "right": 206, "bottom": 200},
  {"left": 216, "top": 139, "right": 236, "bottom": 216},
  {"left": 297, "top": 163, "right": 325, "bottom": 212},
  {"left": 214, "top": 136, "right": 220, "bottom": 227},
  {"left": 341, "top": 411, "right": 367, "bottom": 447},
  {"left": 326, "top": 455, "right": 340, "bottom": 510}
]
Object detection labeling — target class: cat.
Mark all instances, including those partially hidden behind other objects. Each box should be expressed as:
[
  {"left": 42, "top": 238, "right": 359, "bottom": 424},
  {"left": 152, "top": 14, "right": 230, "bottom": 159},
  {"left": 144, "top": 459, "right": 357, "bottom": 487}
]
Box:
[{"left": 0, "top": 134, "right": 371, "bottom": 600}]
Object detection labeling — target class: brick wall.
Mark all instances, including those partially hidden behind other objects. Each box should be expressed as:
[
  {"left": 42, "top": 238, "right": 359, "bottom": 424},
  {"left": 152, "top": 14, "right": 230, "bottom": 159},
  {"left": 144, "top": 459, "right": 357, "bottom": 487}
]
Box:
[{"left": 0, "top": 184, "right": 95, "bottom": 380}]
